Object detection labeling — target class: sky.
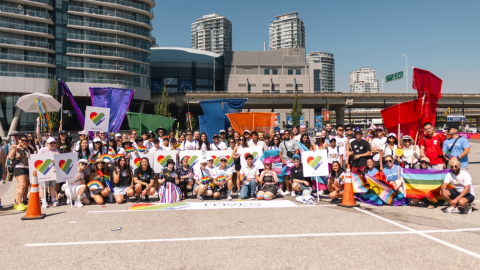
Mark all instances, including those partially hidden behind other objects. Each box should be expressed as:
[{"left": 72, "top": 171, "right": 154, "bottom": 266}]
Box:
[{"left": 151, "top": 0, "right": 479, "bottom": 94}]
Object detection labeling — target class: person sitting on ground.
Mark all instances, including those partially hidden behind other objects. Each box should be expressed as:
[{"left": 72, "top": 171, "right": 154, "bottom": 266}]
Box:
[
  {"left": 382, "top": 155, "right": 404, "bottom": 192},
  {"left": 327, "top": 161, "right": 346, "bottom": 204},
  {"left": 362, "top": 158, "right": 379, "bottom": 178},
  {"left": 88, "top": 159, "right": 111, "bottom": 205},
  {"left": 290, "top": 154, "right": 312, "bottom": 198},
  {"left": 63, "top": 159, "right": 90, "bottom": 207},
  {"left": 213, "top": 156, "right": 233, "bottom": 200},
  {"left": 177, "top": 156, "right": 194, "bottom": 200},
  {"left": 239, "top": 154, "right": 259, "bottom": 200},
  {"left": 194, "top": 159, "right": 213, "bottom": 201},
  {"left": 257, "top": 160, "right": 278, "bottom": 200},
  {"left": 158, "top": 159, "right": 182, "bottom": 203},
  {"left": 112, "top": 156, "right": 134, "bottom": 204},
  {"left": 441, "top": 160, "right": 476, "bottom": 214},
  {"left": 133, "top": 157, "right": 156, "bottom": 202}
]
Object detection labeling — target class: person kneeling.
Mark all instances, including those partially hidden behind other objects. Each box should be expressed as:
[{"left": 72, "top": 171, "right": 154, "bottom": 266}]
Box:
[
  {"left": 327, "top": 161, "right": 345, "bottom": 204},
  {"left": 88, "top": 159, "right": 111, "bottom": 205},
  {"left": 158, "top": 159, "right": 182, "bottom": 203},
  {"left": 133, "top": 158, "right": 156, "bottom": 202},
  {"left": 290, "top": 155, "right": 315, "bottom": 204},
  {"left": 239, "top": 154, "right": 259, "bottom": 200},
  {"left": 213, "top": 156, "right": 234, "bottom": 200},
  {"left": 63, "top": 159, "right": 91, "bottom": 207},
  {"left": 112, "top": 156, "right": 135, "bottom": 204},
  {"left": 441, "top": 160, "right": 476, "bottom": 214},
  {"left": 257, "top": 160, "right": 278, "bottom": 201}
]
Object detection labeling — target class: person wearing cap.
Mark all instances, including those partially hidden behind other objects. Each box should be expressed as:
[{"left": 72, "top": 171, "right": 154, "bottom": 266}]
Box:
[
  {"left": 232, "top": 135, "right": 247, "bottom": 192},
  {"left": 63, "top": 159, "right": 90, "bottom": 207},
  {"left": 75, "top": 130, "right": 93, "bottom": 152},
  {"left": 194, "top": 159, "right": 213, "bottom": 200},
  {"left": 290, "top": 154, "right": 313, "bottom": 199},
  {"left": 112, "top": 155, "right": 134, "bottom": 204},
  {"left": 299, "top": 124, "right": 307, "bottom": 137},
  {"left": 121, "top": 140, "right": 133, "bottom": 160},
  {"left": 350, "top": 128, "right": 372, "bottom": 174},
  {"left": 180, "top": 130, "right": 200, "bottom": 151},
  {"left": 333, "top": 125, "right": 348, "bottom": 164},
  {"left": 133, "top": 157, "right": 156, "bottom": 202},
  {"left": 243, "top": 130, "right": 252, "bottom": 143},
  {"left": 279, "top": 130, "right": 285, "bottom": 141},
  {"left": 248, "top": 131, "right": 267, "bottom": 153},
  {"left": 419, "top": 122, "right": 446, "bottom": 170},
  {"left": 90, "top": 137, "right": 106, "bottom": 162},
  {"left": 8, "top": 134, "right": 31, "bottom": 211},
  {"left": 371, "top": 126, "right": 387, "bottom": 170},
  {"left": 239, "top": 154, "right": 259, "bottom": 199},
  {"left": 211, "top": 134, "right": 227, "bottom": 151},
  {"left": 443, "top": 124, "right": 470, "bottom": 170},
  {"left": 380, "top": 133, "right": 399, "bottom": 170},
  {"left": 37, "top": 137, "right": 61, "bottom": 207},
  {"left": 327, "top": 137, "right": 344, "bottom": 170},
  {"left": 257, "top": 160, "right": 279, "bottom": 200},
  {"left": 441, "top": 159, "right": 476, "bottom": 214},
  {"left": 158, "top": 158, "right": 182, "bottom": 203},
  {"left": 278, "top": 129, "right": 299, "bottom": 196},
  {"left": 213, "top": 156, "right": 233, "bottom": 200},
  {"left": 107, "top": 137, "right": 117, "bottom": 155},
  {"left": 401, "top": 135, "right": 420, "bottom": 168},
  {"left": 263, "top": 134, "right": 271, "bottom": 147},
  {"left": 227, "top": 127, "right": 234, "bottom": 140},
  {"left": 219, "top": 130, "right": 227, "bottom": 143},
  {"left": 88, "top": 159, "right": 111, "bottom": 204}
]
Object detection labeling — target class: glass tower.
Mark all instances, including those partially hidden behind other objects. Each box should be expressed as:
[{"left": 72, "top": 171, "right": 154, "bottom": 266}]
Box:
[{"left": 306, "top": 51, "right": 335, "bottom": 93}]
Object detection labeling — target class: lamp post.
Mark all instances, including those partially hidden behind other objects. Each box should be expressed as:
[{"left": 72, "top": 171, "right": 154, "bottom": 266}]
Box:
[{"left": 402, "top": 54, "right": 408, "bottom": 93}]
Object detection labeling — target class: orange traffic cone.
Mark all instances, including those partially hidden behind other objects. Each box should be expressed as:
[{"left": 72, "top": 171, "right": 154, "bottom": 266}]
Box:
[
  {"left": 338, "top": 164, "right": 359, "bottom": 208},
  {"left": 22, "top": 170, "right": 45, "bottom": 220}
]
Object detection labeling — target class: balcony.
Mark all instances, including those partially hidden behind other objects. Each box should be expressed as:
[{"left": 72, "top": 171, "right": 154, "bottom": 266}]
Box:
[
  {"left": 0, "top": 21, "right": 54, "bottom": 38},
  {"left": 0, "top": 6, "right": 53, "bottom": 24},
  {"left": 66, "top": 47, "right": 149, "bottom": 64},
  {"left": 0, "top": 37, "right": 54, "bottom": 52},
  {"left": 66, "top": 77, "right": 149, "bottom": 89},
  {"left": 0, "top": 71, "right": 52, "bottom": 79},
  {"left": 68, "top": 20, "right": 151, "bottom": 40},
  {"left": 66, "top": 33, "right": 150, "bottom": 52},
  {"left": 0, "top": 53, "right": 55, "bottom": 67},
  {"left": 66, "top": 62, "right": 149, "bottom": 76},
  {"left": 5, "top": 0, "right": 53, "bottom": 9},
  {"left": 67, "top": 6, "right": 152, "bottom": 29},
  {"left": 73, "top": 0, "right": 153, "bottom": 18}
]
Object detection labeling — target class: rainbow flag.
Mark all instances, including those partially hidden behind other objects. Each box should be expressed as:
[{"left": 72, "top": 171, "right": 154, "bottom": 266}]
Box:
[
  {"left": 200, "top": 176, "right": 210, "bottom": 184},
  {"left": 403, "top": 169, "right": 451, "bottom": 200},
  {"left": 113, "top": 154, "right": 125, "bottom": 161},
  {"left": 351, "top": 173, "right": 368, "bottom": 194},
  {"left": 217, "top": 174, "right": 226, "bottom": 183},
  {"left": 138, "top": 146, "right": 146, "bottom": 153},
  {"left": 364, "top": 174, "right": 395, "bottom": 205},
  {"left": 240, "top": 173, "right": 246, "bottom": 181},
  {"left": 125, "top": 147, "right": 134, "bottom": 153}
]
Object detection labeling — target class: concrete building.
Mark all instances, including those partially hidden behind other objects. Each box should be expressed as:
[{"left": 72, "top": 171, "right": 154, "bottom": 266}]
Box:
[
  {"left": 350, "top": 68, "right": 380, "bottom": 93},
  {"left": 306, "top": 51, "right": 335, "bottom": 92},
  {"left": 269, "top": 12, "right": 305, "bottom": 50},
  {"left": 191, "top": 14, "right": 232, "bottom": 52}
]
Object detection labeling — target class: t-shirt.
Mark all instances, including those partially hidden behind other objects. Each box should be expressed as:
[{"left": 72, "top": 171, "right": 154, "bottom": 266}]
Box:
[
  {"left": 211, "top": 142, "right": 227, "bottom": 151},
  {"left": 75, "top": 140, "right": 93, "bottom": 151},
  {"left": 443, "top": 136, "right": 470, "bottom": 168},
  {"left": 239, "top": 165, "right": 259, "bottom": 184},
  {"left": 279, "top": 139, "right": 299, "bottom": 161},
  {"left": 181, "top": 139, "right": 199, "bottom": 151},
  {"left": 134, "top": 167, "right": 155, "bottom": 184},
  {"left": 148, "top": 147, "right": 162, "bottom": 153},
  {"left": 350, "top": 140, "right": 371, "bottom": 167},
  {"left": 327, "top": 146, "right": 344, "bottom": 164},
  {"left": 382, "top": 144, "right": 398, "bottom": 161},
  {"left": 247, "top": 140, "right": 267, "bottom": 152},
  {"left": 293, "top": 134, "right": 302, "bottom": 142},
  {"left": 334, "top": 136, "right": 348, "bottom": 156},
  {"left": 419, "top": 134, "right": 445, "bottom": 165},
  {"left": 116, "top": 168, "right": 131, "bottom": 187},
  {"left": 383, "top": 165, "right": 402, "bottom": 181},
  {"left": 371, "top": 137, "right": 387, "bottom": 162},
  {"left": 290, "top": 165, "right": 304, "bottom": 181},
  {"left": 329, "top": 172, "right": 346, "bottom": 184},
  {"left": 37, "top": 147, "right": 60, "bottom": 155},
  {"left": 213, "top": 166, "right": 232, "bottom": 183},
  {"left": 194, "top": 167, "right": 212, "bottom": 184},
  {"left": 366, "top": 168, "right": 379, "bottom": 177},
  {"left": 444, "top": 170, "right": 475, "bottom": 197}
]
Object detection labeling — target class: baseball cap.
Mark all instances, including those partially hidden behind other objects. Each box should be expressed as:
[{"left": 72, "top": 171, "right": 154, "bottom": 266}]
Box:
[
  {"left": 375, "top": 126, "right": 384, "bottom": 131},
  {"left": 93, "top": 137, "right": 101, "bottom": 143},
  {"left": 77, "top": 159, "right": 89, "bottom": 164},
  {"left": 115, "top": 133, "right": 122, "bottom": 138},
  {"left": 60, "top": 130, "right": 67, "bottom": 134},
  {"left": 207, "top": 157, "right": 214, "bottom": 161},
  {"left": 300, "top": 124, "right": 306, "bottom": 128},
  {"left": 47, "top": 137, "right": 56, "bottom": 143},
  {"left": 263, "top": 160, "right": 272, "bottom": 165},
  {"left": 292, "top": 154, "right": 301, "bottom": 160},
  {"left": 354, "top": 127, "right": 363, "bottom": 134},
  {"left": 388, "top": 133, "right": 397, "bottom": 138},
  {"left": 448, "top": 124, "right": 459, "bottom": 131},
  {"left": 78, "top": 130, "right": 89, "bottom": 136},
  {"left": 219, "top": 156, "right": 228, "bottom": 161},
  {"left": 243, "top": 130, "right": 251, "bottom": 134},
  {"left": 200, "top": 159, "right": 208, "bottom": 164},
  {"left": 402, "top": 135, "right": 412, "bottom": 140},
  {"left": 213, "top": 134, "right": 219, "bottom": 138},
  {"left": 219, "top": 130, "right": 226, "bottom": 134},
  {"left": 9, "top": 131, "right": 18, "bottom": 136},
  {"left": 280, "top": 130, "right": 285, "bottom": 134},
  {"left": 108, "top": 137, "right": 115, "bottom": 142}
]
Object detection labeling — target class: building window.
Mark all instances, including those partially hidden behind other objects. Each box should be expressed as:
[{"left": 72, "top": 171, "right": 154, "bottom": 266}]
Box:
[
  {"left": 262, "top": 84, "right": 270, "bottom": 87},
  {"left": 238, "top": 84, "right": 246, "bottom": 87},
  {"left": 272, "top": 69, "right": 278, "bottom": 75},
  {"left": 288, "top": 70, "right": 293, "bottom": 75},
  {"left": 264, "top": 69, "right": 269, "bottom": 75},
  {"left": 296, "top": 70, "right": 301, "bottom": 75}
]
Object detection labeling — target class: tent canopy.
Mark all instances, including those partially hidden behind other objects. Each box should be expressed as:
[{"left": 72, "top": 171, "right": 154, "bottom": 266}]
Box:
[
  {"left": 227, "top": 112, "right": 276, "bottom": 136},
  {"left": 126, "top": 113, "right": 175, "bottom": 134},
  {"left": 198, "top": 99, "right": 247, "bottom": 142}
]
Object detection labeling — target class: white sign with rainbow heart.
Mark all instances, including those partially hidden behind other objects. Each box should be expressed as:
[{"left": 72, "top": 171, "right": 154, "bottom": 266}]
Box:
[
  {"left": 238, "top": 147, "right": 264, "bottom": 170},
  {"left": 84, "top": 106, "right": 110, "bottom": 132},
  {"left": 129, "top": 153, "right": 154, "bottom": 172},
  {"left": 154, "top": 151, "right": 177, "bottom": 173},
  {"left": 205, "top": 150, "right": 235, "bottom": 168},
  {"left": 54, "top": 153, "right": 79, "bottom": 183},
  {"left": 28, "top": 153, "right": 56, "bottom": 182},
  {"left": 179, "top": 150, "right": 202, "bottom": 172},
  {"left": 301, "top": 150, "right": 329, "bottom": 177}
]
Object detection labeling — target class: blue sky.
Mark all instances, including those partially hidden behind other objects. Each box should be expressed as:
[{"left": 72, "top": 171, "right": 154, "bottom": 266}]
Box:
[{"left": 151, "top": 0, "right": 479, "bottom": 93}]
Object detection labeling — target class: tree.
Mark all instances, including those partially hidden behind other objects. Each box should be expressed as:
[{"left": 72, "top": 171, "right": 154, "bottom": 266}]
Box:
[
  {"left": 47, "top": 76, "right": 60, "bottom": 130},
  {"left": 290, "top": 91, "right": 303, "bottom": 127},
  {"left": 154, "top": 85, "right": 170, "bottom": 117}
]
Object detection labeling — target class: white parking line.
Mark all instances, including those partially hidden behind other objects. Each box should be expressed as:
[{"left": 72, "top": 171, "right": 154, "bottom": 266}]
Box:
[
  {"left": 25, "top": 228, "right": 480, "bottom": 247},
  {"left": 355, "top": 208, "right": 480, "bottom": 260}
]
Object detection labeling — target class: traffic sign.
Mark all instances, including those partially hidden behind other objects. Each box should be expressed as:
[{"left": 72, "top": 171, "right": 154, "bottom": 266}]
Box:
[{"left": 385, "top": 71, "right": 404, "bottom": 82}]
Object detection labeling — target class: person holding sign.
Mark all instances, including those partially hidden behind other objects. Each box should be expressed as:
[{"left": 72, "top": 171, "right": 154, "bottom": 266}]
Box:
[
  {"left": 112, "top": 156, "right": 134, "bottom": 204},
  {"left": 213, "top": 156, "right": 233, "bottom": 200},
  {"left": 133, "top": 157, "right": 156, "bottom": 202},
  {"left": 194, "top": 159, "right": 213, "bottom": 201},
  {"left": 63, "top": 159, "right": 90, "bottom": 207},
  {"left": 88, "top": 159, "right": 111, "bottom": 205},
  {"left": 177, "top": 156, "right": 194, "bottom": 200},
  {"left": 8, "top": 135, "right": 30, "bottom": 211},
  {"left": 239, "top": 154, "right": 259, "bottom": 200},
  {"left": 158, "top": 159, "right": 182, "bottom": 203},
  {"left": 37, "top": 137, "right": 60, "bottom": 208},
  {"left": 257, "top": 160, "right": 279, "bottom": 200}
]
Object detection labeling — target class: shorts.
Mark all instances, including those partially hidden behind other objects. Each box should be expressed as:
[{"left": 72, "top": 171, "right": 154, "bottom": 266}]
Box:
[
  {"left": 431, "top": 164, "right": 444, "bottom": 170},
  {"left": 64, "top": 185, "right": 87, "bottom": 200},
  {"left": 215, "top": 184, "right": 228, "bottom": 193},
  {"left": 14, "top": 168, "right": 29, "bottom": 177},
  {"left": 259, "top": 184, "right": 277, "bottom": 195},
  {"left": 113, "top": 186, "right": 130, "bottom": 196},
  {"left": 352, "top": 166, "right": 366, "bottom": 174},
  {"left": 42, "top": 180, "right": 56, "bottom": 187},
  {"left": 449, "top": 189, "right": 475, "bottom": 203},
  {"left": 298, "top": 183, "right": 312, "bottom": 194}
]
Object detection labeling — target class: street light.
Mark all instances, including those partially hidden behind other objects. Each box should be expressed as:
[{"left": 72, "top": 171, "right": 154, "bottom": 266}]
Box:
[{"left": 403, "top": 54, "right": 408, "bottom": 93}]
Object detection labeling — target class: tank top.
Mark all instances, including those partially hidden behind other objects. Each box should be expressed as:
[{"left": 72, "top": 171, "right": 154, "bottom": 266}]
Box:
[{"left": 263, "top": 171, "right": 274, "bottom": 183}]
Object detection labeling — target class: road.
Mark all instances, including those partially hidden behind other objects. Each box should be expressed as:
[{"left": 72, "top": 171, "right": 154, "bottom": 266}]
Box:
[{"left": 1, "top": 143, "right": 480, "bottom": 269}]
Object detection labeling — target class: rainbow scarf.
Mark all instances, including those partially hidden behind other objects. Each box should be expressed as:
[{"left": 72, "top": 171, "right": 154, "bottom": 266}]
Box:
[{"left": 403, "top": 169, "right": 452, "bottom": 200}]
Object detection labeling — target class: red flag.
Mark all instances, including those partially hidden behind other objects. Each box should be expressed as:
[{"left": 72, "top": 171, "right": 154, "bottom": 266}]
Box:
[
  {"left": 380, "top": 99, "right": 423, "bottom": 129},
  {"left": 412, "top": 68, "right": 443, "bottom": 99}
]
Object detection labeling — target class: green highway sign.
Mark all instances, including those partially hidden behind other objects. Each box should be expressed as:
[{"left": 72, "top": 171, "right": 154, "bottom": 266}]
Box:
[{"left": 385, "top": 71, "right": 404, "bottom": 82}]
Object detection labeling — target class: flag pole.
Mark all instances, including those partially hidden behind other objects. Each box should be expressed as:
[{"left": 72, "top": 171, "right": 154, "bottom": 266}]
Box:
[
  {"left": 59, "top": 95, "right": 63, "bottom": 132},
  {"left": 411, "top": 93, "right": 427, "bottom": 167}
]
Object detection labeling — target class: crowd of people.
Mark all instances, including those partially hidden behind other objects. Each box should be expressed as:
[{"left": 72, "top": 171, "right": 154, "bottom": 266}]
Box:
[{"left": 0, "top": 117, "right": 475, "bottom": 215}]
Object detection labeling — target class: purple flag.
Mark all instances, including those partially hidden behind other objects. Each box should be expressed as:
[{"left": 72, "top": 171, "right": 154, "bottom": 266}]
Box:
[
  {"left": 61, "top": 80, "right": 85, "bottom": 129},
  {"left": 89, "top": 87, "right": 134, "bottom": 133}
]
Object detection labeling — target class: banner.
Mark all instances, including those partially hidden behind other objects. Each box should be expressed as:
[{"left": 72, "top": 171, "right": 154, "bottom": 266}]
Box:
[
  {"left": 179, "top": 150, "right": 202, "bottom": 172},
  {"left": 84, "top": 106, "right": 110, "bottom": 132},
  {"left": 28, "top": 153, "right": 56, "bottom": 182},
  {"left": 238, "top": 146, "right": 264, "bottom": 170},
  {"left": 153, "top": 150, "right": 177, "bottom": 173},
  {"left": 129, "top": 200, "right": 298, "bottom": 211},
  {"left": 274, "top": 114, "right": 280, "bottom": 131},
  {"left": 129, "top": 153, "right": 154, "bottom": 172},
  {"left": 205, "top": 150, "right": 234, "bottom": 168},
  {"left": 314, "top": 116, "right": 323, "bottom": 132},
  {"left": 61, "top": 80, "right": 85, "bottom": 129},
  {"left": 227, "top": 112, "right": 276, "bottom": 136},
  {"left": 54, "top": 153, "right": 79, "bottom": 183},
  {"left": 301, "top": 150, "right": 328, "bottom": 177}
]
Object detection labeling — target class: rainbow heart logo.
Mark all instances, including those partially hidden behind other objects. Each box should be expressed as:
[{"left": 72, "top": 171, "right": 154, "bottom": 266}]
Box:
[
  {"left": 226, "top": 155, "right": 234, "bottom": 167},
  {"left": 211, "top": 155, "right": 220, "bottom": 167},
  {"left": 134, "top": 157, "right": 141, "bottom": 167},
  {"left": 244, "top": 152, "right": 259, "bottom": 164},
  {"left": 34, "top": 159, "right": 53, "bottom": 175},
  {"left": 90, "top": 112, "right": 106, "bottom": 126},
  {"left": 307, "top": 156, "right": 323, "bottom": 170},
  {"left": 58, "top": 159, "right": 73, "bottom": 174},
  {"left": 186, "top": 155, "right": 198, "bottom": 168},
  {"left": 157, "top": 155, "right": 172, "bottom": 167}
]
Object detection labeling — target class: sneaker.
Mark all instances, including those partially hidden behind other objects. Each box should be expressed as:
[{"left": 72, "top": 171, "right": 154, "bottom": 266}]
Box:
[
  {"left": 330, "top": 198, "right": 341, "bottom": 204},
  {"left": 460, "top": 205, "right": 472, "bottom": 215},
  {"left": 144, "top": 195, "right": 150, "bottom": 202},
  {"left": 42, "top": 201, "right": 48, "bottom": 208},
  {"left": 427, "top": 205, "right": 436, "bottom": 209},
  {"left": 442, "top": 206, "right": 458, "bottom": 213},
  {"left": 52, "top": 201, "right": 60, "bottom": 207},
  {"left": 16, "top": 203, "right": 27, "bottom": 211},
  {"left": 13, "top": 203, "right": 17, "bottom": 210},
  {"left": 197, "top": 195, "right": 204, "bottom": 201},
  {"left": 66, "top": 199, "right": 71, "bottom": 205},
  {"left": 471, "top": 202, "right": 477, "bottom": 210},
  {"left": 135, "top": 196, "right": 141, "bottom": 203},
  {"left": 76, "top": 200, "right": 84, "bottom": 208},
  {"left": 291, "top": 191, "right": 296, "bottom": 196},
  {"left": 227, "top": 195, "right": 232, "bottom": 201},
  {"left": 250, "top": 197, "right": 256, "bottom": 200},
  {"left": 318, "top": 190, "right": 325, "bottom": 196}
]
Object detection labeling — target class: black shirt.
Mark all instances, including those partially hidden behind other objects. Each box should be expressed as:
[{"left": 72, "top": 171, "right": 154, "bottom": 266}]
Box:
[
  {"left": 134, "top": 167, "right": 155, "bottom": 184},
  {"left": 290, "top": 165, "right": 304, "bottom": 182},
  {"left": 350, "top": 139, "right": 371, "bottom": 167},
  {"left": 116, "top": 167, "right": 132, "bottom": 187},
  {"left": 161, "top": 168, "right": 177, "bottom": 183}
]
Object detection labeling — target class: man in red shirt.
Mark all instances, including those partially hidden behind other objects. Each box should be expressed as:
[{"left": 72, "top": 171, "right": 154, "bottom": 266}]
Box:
[{"left": 419, "top": 122, "right": 445, "bottom": 170}]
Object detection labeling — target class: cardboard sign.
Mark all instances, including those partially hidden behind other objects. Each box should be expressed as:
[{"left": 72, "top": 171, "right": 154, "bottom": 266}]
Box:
[
  {"left": 84, "top": 106, "right": 110, "bottom": 132},
  {"left": 238, "top": 147, "right": 264, "bottom": 170},
  {"left": 301, "top": 150, "right": 329, "bottom": 177},
  {"left": 153, "top": 150, "right": 177, "bottom": 173},
  {"left": 29, "top": 153, "right": 56, "bottom": 182},
  {"left": 54, "top": 153, "right": 79, "bottom": 183},
  {"left": 179, "top": 150, "right": 202, "bottom": 172},
  {"left": 205, "top": 150, "right": 234, "bottom": 168},
  {"left": 129, "top": 153, "right": 154, "bottom": 172}
]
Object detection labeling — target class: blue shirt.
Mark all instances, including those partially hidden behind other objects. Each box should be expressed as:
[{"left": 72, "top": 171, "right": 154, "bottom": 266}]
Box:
[
  {"left": 442, "top": 136, "right": 469, "bottom": 167},
  {"left": 366, "top": 167, "right": 379, "bottom": 176},
  {"left": 383, "top": 165, "right": 402, "bottom": 181}
]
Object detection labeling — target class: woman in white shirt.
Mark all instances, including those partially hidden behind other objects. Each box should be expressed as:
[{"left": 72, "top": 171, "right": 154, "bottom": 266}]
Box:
[
  {"left": 400, "top": 135, "right": 420, "bottom": 168},
  {"left": 232, "top": 135, "right": 248, "bottom": 192},
  {"left": 380, "top": 133, "right": 400, "bottom": 169},
  {"left": 327, "top": 138, "right": 344, "bottom": 170}
]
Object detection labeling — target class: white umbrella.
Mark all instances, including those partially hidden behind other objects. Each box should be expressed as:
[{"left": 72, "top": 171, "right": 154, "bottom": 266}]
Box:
[{"left": 15, "top": 93, "right": 61, "bottom": 113}]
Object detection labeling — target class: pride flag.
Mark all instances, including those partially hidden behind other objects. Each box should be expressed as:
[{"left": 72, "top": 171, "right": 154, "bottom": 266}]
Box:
[
  {"left": 138, "top": 146, "right": 146, "bottom": 153},
  {"left": 260, "top": 149, "right": 282, "bottom": 175},
  {"left": 364, "top": 174, "right": 395, "bottom": 205},
  {"left": 351, "top": 173, "right": 368, "bottom": 194},
  {"left": 403, "top": 169, "right": 450, "bottom": 200}
]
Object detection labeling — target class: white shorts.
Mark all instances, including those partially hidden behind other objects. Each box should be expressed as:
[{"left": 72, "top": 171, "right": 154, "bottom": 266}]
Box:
[{"left": 64, "top": 185, "right": 86, "bottom": 200}]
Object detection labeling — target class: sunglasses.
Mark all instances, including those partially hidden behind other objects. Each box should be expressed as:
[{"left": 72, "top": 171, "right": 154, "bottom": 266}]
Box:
[
  {"left": 220, "top": 160, "right": 227, "bottom": 162},
  {"left": 386, "top": 160, "right": 393, "bottom": 163},
  {"left": 420, "top": 161, "right": 428, "bottom": 164},
  {"left": 345, "top": 129, "right": 352, "bottom": 131},
  {"left": 293, "top": 158, "right": 300, "bottom": 161},
  {"left": 79, "top": 163, "right": 87, "bottom": 166},
  {"left": 95, "top": 142, "right": 102, "bottom": 144},
  {"left": 20, "top": 139, "right": 27, "bottom": 142},
  {"left": 220, "top": 132, "right": 226, "bottom": 134},
  {"left": 239, "top": 139, "right": 245, "bottom": 141},
  {"left": 450, "top": 165, "right": 459, "bottom": 169},
  {"left": 167, "top": 162, "right": 175, "bottom": 165},
  {"left": 187, "top": 133, "right": 192, "bottom": 136}
]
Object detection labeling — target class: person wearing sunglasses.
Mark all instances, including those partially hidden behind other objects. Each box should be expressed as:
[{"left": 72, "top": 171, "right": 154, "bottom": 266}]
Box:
[
  {"left": 239, "top": 154, "right": 259, "bottom": 200},
  {"left": 419, "top": 157, "right": 432, "bottom": 169},
  {"left": 400, "top": 135, "right": 420, "bottom": 168},
  {"left": 129, "top": 130, "right": 138, "bottom": 147},
  {"left": 37, "top": 137, "right": 61, "bottom": 208},
  {"left": 8, "top": 135, "right": 30, "bottom": 211},
  {"left": 382, "top": 155, "right": 404, "bottom": 192},
  {"left": 180, "top": 130, "right": 199, "bottom": 151},
  {"left": 212, "top": 134, "right": 227, "bottom": 151},
  {"left": 441, "top": 159, "right": 475, "bottom": 214},
  {"left": 443, "top": 124, "right": 470, "bottom": 171},
  {"left": 63, "top": 159, "right": 90, "bottom": 207},
  {"left": 291, "top": 155, "right": 314, "bottom": 204},
  {"left": 158, "top": 159, "right": 182, "bottom": 203},
  {"left": 232, "top": 135, "right": 248, "bottom": 191},
  {"left": 268, "top": 135, "right": 281, "bottom": 150},
  {"left": 219, "top": 130, "right": 227, "bottom": 143},
  {"left": 243, "top": 130, "right": 252, "bottom": 143},
  {"left": 371, "top": 126, "right": 386, "bottom": 170},
  {"left": 213, "top": 156, "right": 233, "bottom": 200},
  {"left": 227, "top": 127, "right": 234, "bottom": 140}
]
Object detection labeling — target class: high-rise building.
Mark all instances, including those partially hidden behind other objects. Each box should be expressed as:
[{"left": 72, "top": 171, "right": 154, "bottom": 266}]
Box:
[
  {"left": 350, "top": 68, "right": 380, "bottom": 93},
  {"left": 191, "top": 14, "right": 232, "bottom": 52},
  {"left": 269, "top": 12, "right": 305, "bottom": 50},
  {"left": 306, "top": 52, "right": 335, "bottom": 92}
]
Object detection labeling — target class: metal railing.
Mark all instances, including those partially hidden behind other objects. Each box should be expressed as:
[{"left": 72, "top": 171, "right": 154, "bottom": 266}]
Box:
[
  {"left": 68, "top": 6, "right": 152, "bottom": 26},
  {"left": 67, "top": 77, "right": 149, "bottom": 89},
  {"left": 0, "top": 21, "right": 54, "bottom": 35},
  {"left": 0, "top": 37, "right": 54, "bottom": 50},
  {"left": 66, "top": 33, "right": 149, "bottom": 50},
  {"left": 0, "top": 6, "right": 52, "bottom": 20},
  {"left": 66, "top": 61, "right": 149, "bottom": 76},
  {"left": 67, "top": 47, "right": 149, "bottom": 63},
  {"left": 81, "top": 0, "right": 153, "bottom": 14},
  {"left": 0, "top": 71, "right": 53, "bottom": 79},
  {"left": 0, "top": 53, "right": 54, "bottom": 64},
  {"left": 68, "top": 20, "right": 150, "bottom": 38},
  {"left": 25, "top": 0, "right": 52, "bottom": 5}
]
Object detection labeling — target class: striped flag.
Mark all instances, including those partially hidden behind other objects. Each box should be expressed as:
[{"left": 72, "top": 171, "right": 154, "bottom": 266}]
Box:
[
  {"left": 364, "top": 174, "right": 395, "bottom": 205},
  {"left": 351, "top": 173, "right": 368, "bottom": 194},
  {"left": 403, "top": 168, "right": 451, "bottom": 200}
]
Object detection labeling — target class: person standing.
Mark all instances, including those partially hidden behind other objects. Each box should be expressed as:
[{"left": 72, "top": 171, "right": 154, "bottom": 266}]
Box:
[
  {"left": 350, "top": 128, "right": 372, "bottom": 174},
  {"left": 211, "top": 134, "right": 227, "bottom": 150},
  {"left": 8, "top": 135, "right": 30, "bottom": 211},
  {"left": 248, "top": 131, "right": 267, "bottom": 152},
  {"left": 370, "top": 126, "right": 387, "bottom": 170},
  {"left": 419, "top": 122, "right": 446, "bottom": 170},
  {"left": 334, "top": 125, "right": 348, "bottom": 166},
  {"left": 324, "top": 123, "right": 335, "bottom": 139},
  {"left": 443, "top": 124, "right": 470, "bottom": 170},
  {"left": 219, "top": 130, "right": 228, "bottom": 143},
  {"left": 278, "top": 130, "right": 299, "bottom": 196},
  {"left": 401, "top": 135, "right": 421, "bottom": 168},
  {"left": 38, "top": 137, "right": 61, "bottom": 208},
  {"left": 180, "top": 130, "right": 199, "bottom": 151}
]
